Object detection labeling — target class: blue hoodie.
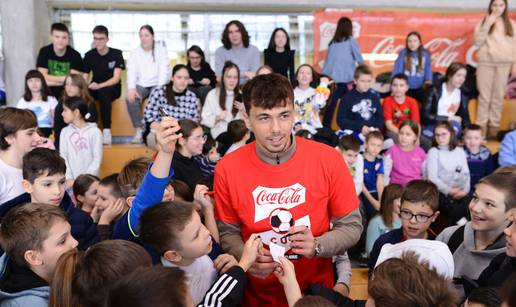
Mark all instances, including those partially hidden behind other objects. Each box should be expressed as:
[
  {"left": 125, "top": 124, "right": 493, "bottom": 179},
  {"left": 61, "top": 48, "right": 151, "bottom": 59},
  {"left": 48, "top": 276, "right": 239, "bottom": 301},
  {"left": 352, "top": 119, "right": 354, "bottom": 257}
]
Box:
[{"left": 0, "top": 254, "right": 49, "bottom": 307}]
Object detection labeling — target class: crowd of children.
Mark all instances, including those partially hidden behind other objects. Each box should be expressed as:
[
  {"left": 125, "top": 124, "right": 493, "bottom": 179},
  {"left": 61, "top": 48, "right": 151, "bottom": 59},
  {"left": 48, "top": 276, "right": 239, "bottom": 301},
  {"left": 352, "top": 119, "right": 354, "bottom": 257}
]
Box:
[{"left": 0, "top": 1, "right": 516, "bottom": 306}]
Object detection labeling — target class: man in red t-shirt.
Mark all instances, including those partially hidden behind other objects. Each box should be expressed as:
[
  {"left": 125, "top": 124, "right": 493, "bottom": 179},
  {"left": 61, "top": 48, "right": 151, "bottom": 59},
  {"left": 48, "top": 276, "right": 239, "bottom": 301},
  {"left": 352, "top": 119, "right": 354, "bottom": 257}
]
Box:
[{"left": 214, "top": 74, "right": 361, "bottom": 306}]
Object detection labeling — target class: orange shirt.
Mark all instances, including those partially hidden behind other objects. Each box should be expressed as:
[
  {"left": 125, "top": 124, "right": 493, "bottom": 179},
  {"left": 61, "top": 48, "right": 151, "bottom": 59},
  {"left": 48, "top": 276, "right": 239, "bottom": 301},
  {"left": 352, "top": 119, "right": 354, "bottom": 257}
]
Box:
[
  {"left": 383, "top": 95, "right": 420, "bottom": 128},
  {"left": 214, "top": 137, "right": 358, "bottom": 306}
]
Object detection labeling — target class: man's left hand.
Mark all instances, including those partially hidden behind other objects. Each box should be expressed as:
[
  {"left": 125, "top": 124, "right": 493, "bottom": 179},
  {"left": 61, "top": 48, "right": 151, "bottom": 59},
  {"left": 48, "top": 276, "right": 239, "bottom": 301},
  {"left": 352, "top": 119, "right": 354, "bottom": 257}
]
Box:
[{"left": 287, "top": 226, "right": 316, "bottom": 259}]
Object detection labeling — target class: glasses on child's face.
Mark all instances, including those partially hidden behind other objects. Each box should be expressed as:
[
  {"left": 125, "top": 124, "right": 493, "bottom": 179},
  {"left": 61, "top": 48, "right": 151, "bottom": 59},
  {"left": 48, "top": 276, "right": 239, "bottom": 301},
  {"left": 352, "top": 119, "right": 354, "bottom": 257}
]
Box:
[
  {"left": 400, "top": 210, "right": 434, "bottom": 223},
  {"left": 191, "top": 134, "right": 207, "bottom": 143}
]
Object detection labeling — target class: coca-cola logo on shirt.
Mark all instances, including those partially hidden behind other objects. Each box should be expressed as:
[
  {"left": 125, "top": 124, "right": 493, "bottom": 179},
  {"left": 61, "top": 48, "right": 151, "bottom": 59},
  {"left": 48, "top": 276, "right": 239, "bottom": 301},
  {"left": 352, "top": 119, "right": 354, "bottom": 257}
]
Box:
[{"left": 252, "top": 183, "right": 306, "bottom": 223}]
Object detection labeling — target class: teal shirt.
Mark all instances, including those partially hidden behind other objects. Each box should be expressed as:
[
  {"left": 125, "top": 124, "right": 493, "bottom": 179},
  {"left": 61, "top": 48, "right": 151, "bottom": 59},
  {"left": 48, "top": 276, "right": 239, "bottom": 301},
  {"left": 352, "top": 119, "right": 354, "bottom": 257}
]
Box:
[{"left": 366, "top": 215, "right": 401, "bottom": 256}]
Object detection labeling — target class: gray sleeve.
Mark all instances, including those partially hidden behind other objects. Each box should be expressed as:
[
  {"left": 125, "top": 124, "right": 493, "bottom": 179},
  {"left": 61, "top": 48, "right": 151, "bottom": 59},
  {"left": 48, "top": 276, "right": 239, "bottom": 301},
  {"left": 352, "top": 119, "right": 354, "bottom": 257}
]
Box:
[
  {"left": 334, "top": 252, "right": 352, "bottom": 286},
  {"left": 217, "top": 221, "right": 245, "bottom": 259},
  {"left": 436, "top": 225, "right": 460, "bottom": 244},
  {"left": 316, "top": 208, "right": 363, "bottom": 257}
]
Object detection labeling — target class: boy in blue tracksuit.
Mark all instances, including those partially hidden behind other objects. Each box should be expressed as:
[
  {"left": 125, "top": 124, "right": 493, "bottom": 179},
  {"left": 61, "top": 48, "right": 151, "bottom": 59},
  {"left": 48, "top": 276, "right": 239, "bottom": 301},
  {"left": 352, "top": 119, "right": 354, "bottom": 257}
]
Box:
[{"left": 337, "top": 64, "right": 384, "bottom": 143}]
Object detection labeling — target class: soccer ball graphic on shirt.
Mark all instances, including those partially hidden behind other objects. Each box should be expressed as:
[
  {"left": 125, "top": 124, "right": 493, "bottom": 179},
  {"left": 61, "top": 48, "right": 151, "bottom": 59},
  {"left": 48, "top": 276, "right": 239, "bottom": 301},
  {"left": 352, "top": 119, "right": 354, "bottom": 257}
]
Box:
[{"left": 269, "top": 208, "right": 294, "bottom": 234}]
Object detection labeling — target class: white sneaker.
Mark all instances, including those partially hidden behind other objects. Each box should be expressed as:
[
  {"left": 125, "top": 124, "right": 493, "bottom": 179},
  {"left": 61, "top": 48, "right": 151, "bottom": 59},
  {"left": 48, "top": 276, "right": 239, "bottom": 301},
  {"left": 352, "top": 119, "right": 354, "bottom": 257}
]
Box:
[
  {"left": 131, "top": 128, "right": 143, "bottom": 144},
  {"left": 102, "top": 129, "right": 112, "bottom": 145}
]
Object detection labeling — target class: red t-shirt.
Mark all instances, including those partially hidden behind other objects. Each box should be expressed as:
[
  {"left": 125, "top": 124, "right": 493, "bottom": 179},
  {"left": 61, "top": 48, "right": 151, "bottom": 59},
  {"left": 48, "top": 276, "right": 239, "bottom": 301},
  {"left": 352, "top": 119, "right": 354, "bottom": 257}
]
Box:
[
  {"left": 382, "top": 96, "right": 420, "bottom": 128},
  {"left": 214, "top": 137, "right": 358, "bottom": 306}
]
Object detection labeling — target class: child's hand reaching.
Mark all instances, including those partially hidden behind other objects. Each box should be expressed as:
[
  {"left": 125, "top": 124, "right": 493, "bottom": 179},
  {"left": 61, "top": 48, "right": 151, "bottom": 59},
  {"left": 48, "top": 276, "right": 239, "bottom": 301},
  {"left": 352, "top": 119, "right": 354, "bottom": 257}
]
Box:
[
  {"left": 214, "top": 253, "right": 239, "bottom": 274},
  {"left": 194, "top": 184, "right": 213, "bottom": 212},
  {"left": 98, "top": 198, "right": 125, "bottom": 225},
  {"left": 238, "top": 234, "right": 263, "bottom": 272},
  {"left": 273, "top": 257, "right": 297, "bottom": 285},
  {"left": 274, "top": 257, "right": 302, "bottom": 307},
  {"left": 156, "top": 117, "right": 182, "bottom": 154}
]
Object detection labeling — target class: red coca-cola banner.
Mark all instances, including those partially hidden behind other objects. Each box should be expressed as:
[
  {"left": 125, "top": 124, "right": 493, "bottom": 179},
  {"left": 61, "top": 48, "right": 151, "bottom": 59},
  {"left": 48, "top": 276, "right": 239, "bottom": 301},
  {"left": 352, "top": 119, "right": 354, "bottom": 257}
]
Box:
[{"left": 313, "top": 10, "right": 516, "bottom": 75}]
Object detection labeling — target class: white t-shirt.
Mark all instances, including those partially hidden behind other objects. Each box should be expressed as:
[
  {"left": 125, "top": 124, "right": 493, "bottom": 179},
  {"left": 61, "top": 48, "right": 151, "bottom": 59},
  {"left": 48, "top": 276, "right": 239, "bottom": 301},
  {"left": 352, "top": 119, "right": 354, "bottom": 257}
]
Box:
[
  {"left": 161, "top": 255, "right": 217, "bottom": 305},
  {"left": 16, "top": 96, "right": 58, "bottom": 128},
  {"left": 0, "top": 158, "right": 24, "bottom": 205},
  {"left": 437, "top": 83, "right": 461, "bottom": 118}
]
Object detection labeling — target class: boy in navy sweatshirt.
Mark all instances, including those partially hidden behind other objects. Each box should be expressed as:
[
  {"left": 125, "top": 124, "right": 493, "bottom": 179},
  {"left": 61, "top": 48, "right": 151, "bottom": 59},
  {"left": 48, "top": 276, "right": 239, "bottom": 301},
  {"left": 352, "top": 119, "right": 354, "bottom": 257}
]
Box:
[
  {"left": 337, "top": 64, "right": 384, "bottom": 141},
  {"left": 463, "top": 124, "right": 494, "bottom": 194},
  {"left": 0, "top": 148, "right": 99, "bottom": 250}
]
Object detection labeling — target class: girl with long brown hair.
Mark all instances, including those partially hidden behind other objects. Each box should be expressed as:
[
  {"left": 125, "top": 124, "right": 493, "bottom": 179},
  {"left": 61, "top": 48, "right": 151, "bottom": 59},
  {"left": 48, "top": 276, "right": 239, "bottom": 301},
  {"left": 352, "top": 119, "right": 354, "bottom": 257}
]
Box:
[{"left": 392, "top": 31, "right": 433, "bottom": 104}]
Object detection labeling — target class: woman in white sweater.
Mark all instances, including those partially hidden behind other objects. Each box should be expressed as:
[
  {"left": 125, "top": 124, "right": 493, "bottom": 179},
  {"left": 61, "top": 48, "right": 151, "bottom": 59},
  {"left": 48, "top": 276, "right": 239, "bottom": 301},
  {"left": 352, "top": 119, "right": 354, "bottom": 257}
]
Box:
[
  {"left": 201, "top": 61, "right": 245, "bottom": 149},
  {"left": 126, "top": 25, "right": 170, "bottom": 143},
  {"left": 425, "top": 120, "right": 470, "bottom": 226}
]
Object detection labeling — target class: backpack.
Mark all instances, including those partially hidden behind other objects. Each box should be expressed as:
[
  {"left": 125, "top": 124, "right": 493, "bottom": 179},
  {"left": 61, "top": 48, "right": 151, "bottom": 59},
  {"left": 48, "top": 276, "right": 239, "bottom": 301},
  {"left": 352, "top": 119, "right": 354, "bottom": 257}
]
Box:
[{"left": 447, "top": 225, "right": 465, "bottom": 254}]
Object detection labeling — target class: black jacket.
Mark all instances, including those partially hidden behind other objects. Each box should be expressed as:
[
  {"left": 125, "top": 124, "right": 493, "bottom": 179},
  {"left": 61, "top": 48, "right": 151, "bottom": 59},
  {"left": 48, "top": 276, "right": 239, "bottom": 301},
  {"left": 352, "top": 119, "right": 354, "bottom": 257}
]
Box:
[{"left": 422, "top": 81, "right": 470, "bottom": 127}]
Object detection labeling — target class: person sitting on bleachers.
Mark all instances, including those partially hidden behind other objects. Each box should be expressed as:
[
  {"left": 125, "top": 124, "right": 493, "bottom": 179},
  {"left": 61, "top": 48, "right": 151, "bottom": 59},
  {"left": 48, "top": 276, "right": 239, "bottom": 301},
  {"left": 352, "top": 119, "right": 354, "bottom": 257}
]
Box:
[
  {"left": 215, "top": 20, "right": 260, "bottom": 85},
  {"left": 83, "top": 25, "right": 125, "bottom": 145}
]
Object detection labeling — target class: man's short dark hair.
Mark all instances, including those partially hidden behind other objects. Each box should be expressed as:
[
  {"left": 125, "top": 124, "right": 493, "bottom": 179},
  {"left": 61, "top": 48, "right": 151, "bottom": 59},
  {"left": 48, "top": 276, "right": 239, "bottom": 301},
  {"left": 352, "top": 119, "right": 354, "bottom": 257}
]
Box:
[
  {"left": 99, "top": 173, "right": 123, "bottom": 199},
  {"left": 22, "top": 148, "right": 66, "bottom": 183},
  {"left": 92, "top": 25, "right": 109, "bottom": 36},
  {"left": 228, "top": 119, "right": 249, "bottom": 143},
  {"left": 401, "top": 179, "right": 439, "bottom": 212},
  {"left": 51, "top": 22, "right": 69, "bottom": 34},
  {"left": 242, "top": 73, "right": 293, "bottom": 113},
  {"left": 338, "top": 135, "right": 360, "bottom": 152},
  {"left": 139, "top": 201, "right": 195, "bottom": 255}
]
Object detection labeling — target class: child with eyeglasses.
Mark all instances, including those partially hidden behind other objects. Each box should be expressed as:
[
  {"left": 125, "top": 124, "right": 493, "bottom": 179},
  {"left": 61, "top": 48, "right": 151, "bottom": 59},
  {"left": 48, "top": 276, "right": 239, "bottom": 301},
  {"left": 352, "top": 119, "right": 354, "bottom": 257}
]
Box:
[{"left": 368, "top": 179, "right": 440, "bottom": 272}]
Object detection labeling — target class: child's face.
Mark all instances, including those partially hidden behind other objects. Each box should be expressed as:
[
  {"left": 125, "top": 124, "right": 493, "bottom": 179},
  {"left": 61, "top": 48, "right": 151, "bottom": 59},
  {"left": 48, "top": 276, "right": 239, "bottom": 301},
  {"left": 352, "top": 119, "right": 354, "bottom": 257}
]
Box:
[
  {"left": 274, "top": 30, "right": 288, "bottom": 49},
  {"left": 223, "top": 67, "right": 239, "bottom": 91},
  {"left": 227, "top": 23, "right": 243, "bottom": 47},
  {"left": 51, "top": 30, "right": 69, "bottom": 51},
  {"left": 25, "top": 171, "right": 66, "bottom": 206},
  {"left": 139, "top": 28, "right": 154, "bottom": 50},
  {"left": 469, "top": 183, "right": 507, "bottom": 233},
  {"left": 163, "top": 184, "right": 175, "bottom": 202},
  {"left": 434, "top": 126, "right": 451, "bottom": 147},
  {"left": 177, "top": 211, "right": 213, "bottom": 260},
  {"left": 341, "top": 149, "right": 359, "bottom": 166},
  {"left": 355, "top": 74, "right": 373, "bottom": 93},
  {"left": 398, "top": 125, "right": 417, "bottom": 148},
  {"left": 449, "top": 68, "right": 467, "bottom": 89},
  {"left": 187, "top": 51, "right": 202, "bottom": 68},
  {"left": 400, "top": 201, "right": 437, "bottom": 239},
  {"left": 365, "top": 137, "right": 383, "bottom": 157},
  {"left": 80, "top": 181, "right": 99, "bottom": 208},
  {"left": 8, "top": 127, "right": 41, "bottom": 155},
  {"left": 208, "top": 146, "right": 220, "bottom": 163},
  {"left": 27, "top": 77, "right": 42, "bottom": 93},
  {"left": 61, "top": 105, "right": 76, "bottom": 124},
  {"left": 407, "top": 34, "right": 421, "bottom": 52},
  {"left": 391, "top": 78, "right": 408, "bottom": 98},
  {"left": 64, "top": 77, "right": 80, "bottom": 97},
  {"left": 36, "top": 219, "right": 78, "bottom": 278},
  {"left": 296, "top": 66, "right": 313, "bottom": 88},
  {"left": 95, "top": 184, "right": 118, "bottom": 210},
  {"left": 464, "top": 130, "right": 483, "bottom": 151},
  {"left": 181, "top": 127, "right": 206, "bottom": 157},
  {"left": 504, "top": 210, "right": 516, "bottom": 257},
  {"left": 172, "top": 68, "right": 189, "bottom": 93}
]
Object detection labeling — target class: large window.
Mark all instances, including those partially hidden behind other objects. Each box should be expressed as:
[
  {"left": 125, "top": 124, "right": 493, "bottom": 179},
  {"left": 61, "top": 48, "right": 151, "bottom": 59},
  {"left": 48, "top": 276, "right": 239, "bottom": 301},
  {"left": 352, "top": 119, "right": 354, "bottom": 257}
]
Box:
[{"left": 67, "top": 11, "right": 314, "bottom": 67}]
